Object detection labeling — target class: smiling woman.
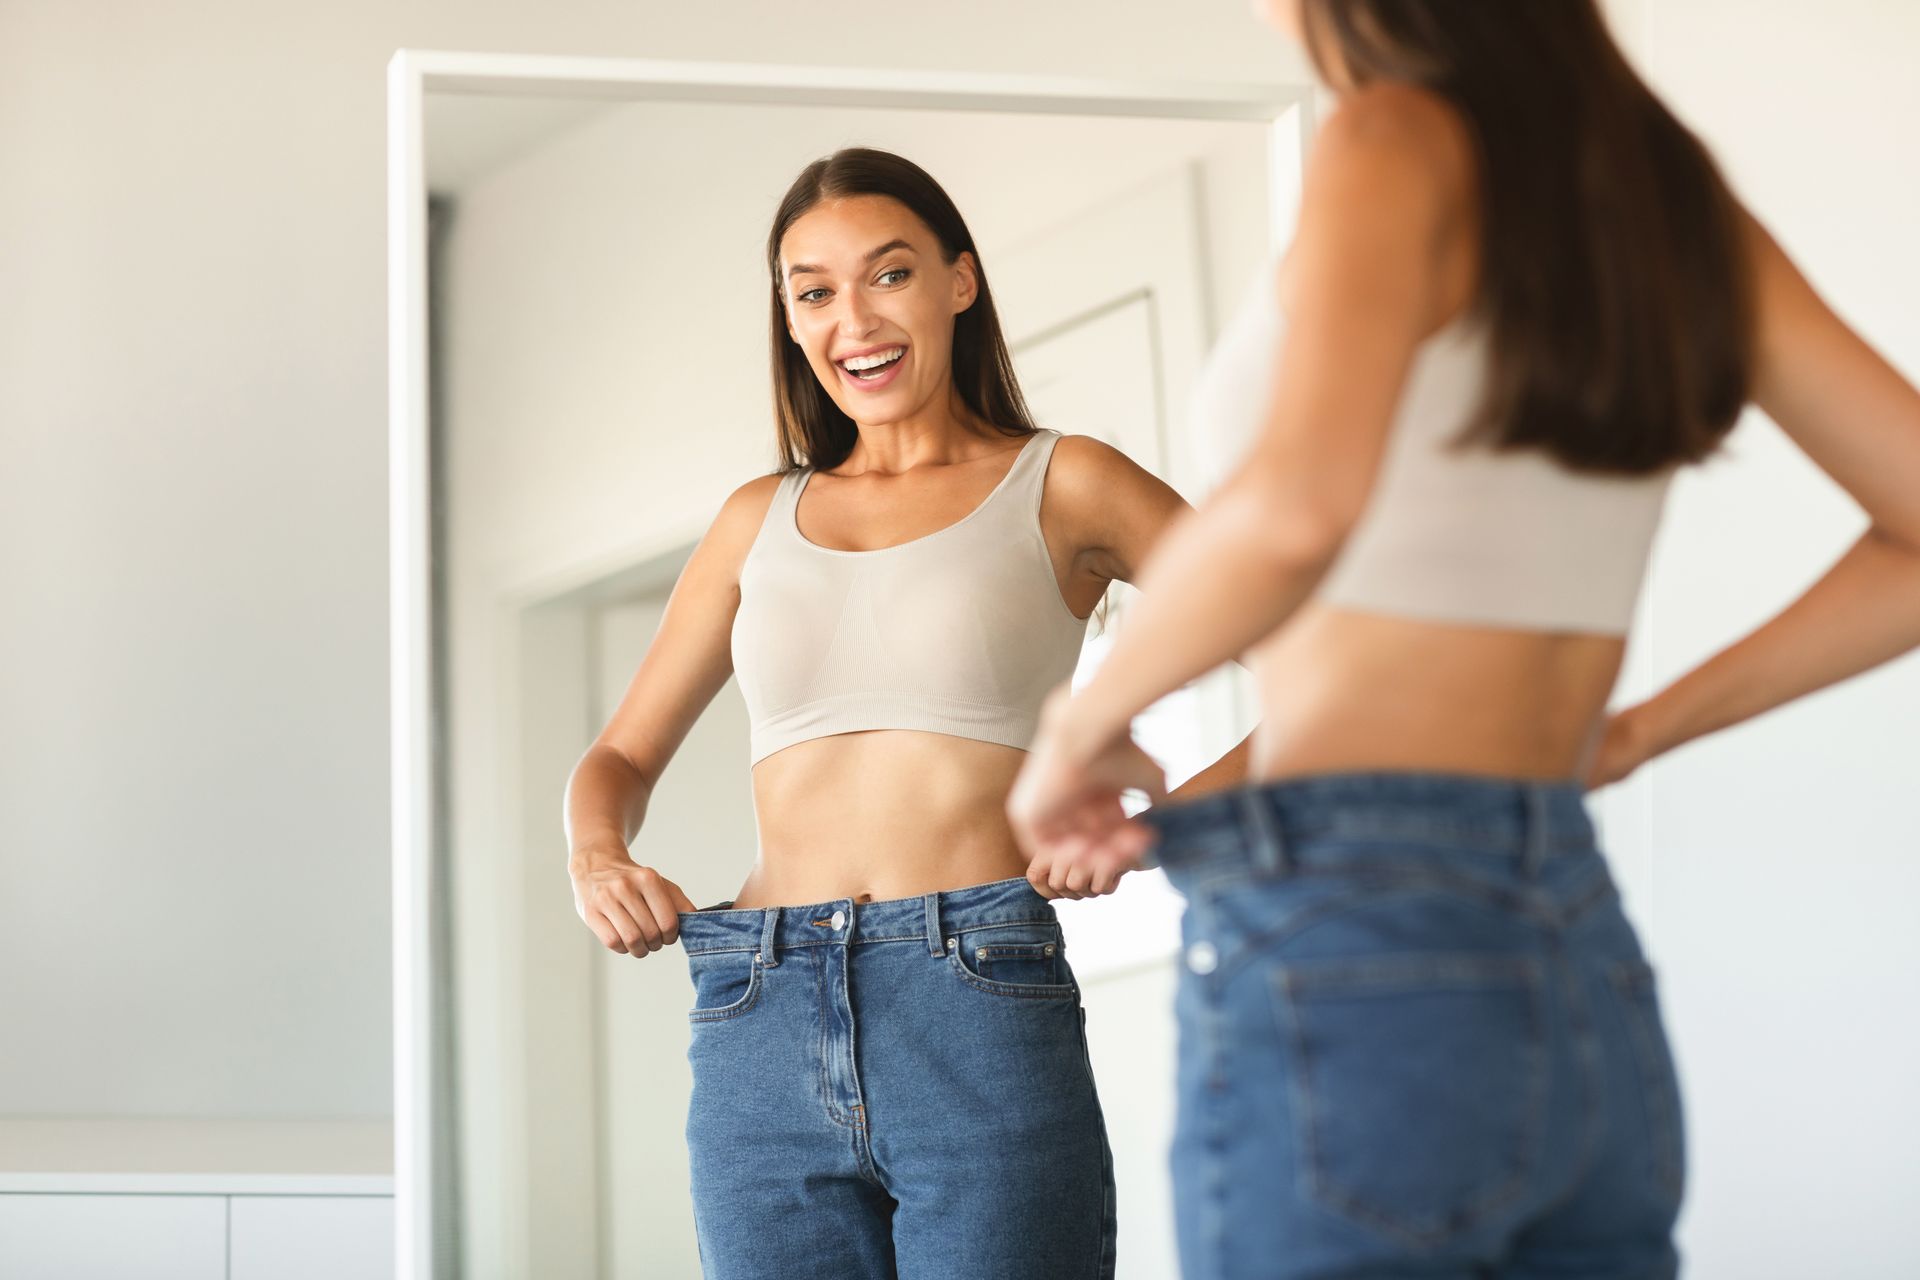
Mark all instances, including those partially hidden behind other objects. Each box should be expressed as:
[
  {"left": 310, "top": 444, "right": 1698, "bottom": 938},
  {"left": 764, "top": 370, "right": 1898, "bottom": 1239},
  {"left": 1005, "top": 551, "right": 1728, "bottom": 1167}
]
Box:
[{"left": 558, "top": 144, "right": 1244, "bottom": 1279}]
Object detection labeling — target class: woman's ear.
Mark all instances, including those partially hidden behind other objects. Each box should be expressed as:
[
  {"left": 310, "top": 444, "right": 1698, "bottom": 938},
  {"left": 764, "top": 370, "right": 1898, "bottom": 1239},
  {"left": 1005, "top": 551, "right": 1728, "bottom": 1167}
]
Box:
[{"left": 952, "top": 250, "right": 980, "bottom": 315}]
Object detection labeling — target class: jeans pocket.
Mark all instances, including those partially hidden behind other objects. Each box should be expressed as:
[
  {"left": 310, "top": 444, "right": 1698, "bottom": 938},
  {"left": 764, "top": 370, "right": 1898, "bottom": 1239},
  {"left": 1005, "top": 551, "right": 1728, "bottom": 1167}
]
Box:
[
  {"left": 687, "top": 949, "right": 763, "bottom": 1023},
  {"left": 1605, "top": 959, "right": 1686, "bottom": 1202},
  {"left": 1267, "top": 952, "right": 1548, "bottom": 1248},
  {"left": 946, "top": 921, "right": 1077, "bottom": 998}
]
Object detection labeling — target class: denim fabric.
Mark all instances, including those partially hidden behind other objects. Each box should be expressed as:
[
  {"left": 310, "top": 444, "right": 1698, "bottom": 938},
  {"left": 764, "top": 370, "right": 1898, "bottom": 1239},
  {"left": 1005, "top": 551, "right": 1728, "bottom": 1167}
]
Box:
[
  {"left": 1139, "top": 773, "right": 1685, "bottom": 1280},
  {"left": 677, "top": 875, "right": 1117, "bottom": 1280}
]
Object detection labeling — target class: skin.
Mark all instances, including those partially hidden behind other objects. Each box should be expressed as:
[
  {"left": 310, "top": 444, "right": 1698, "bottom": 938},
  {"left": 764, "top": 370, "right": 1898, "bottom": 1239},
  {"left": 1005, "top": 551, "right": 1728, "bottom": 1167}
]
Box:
[
  {"left": 1009, "top": 1, "right": 1920, "bottom": 872},
  {"left": 563, "top": 193, "right": 1249, "bottom": 958}
]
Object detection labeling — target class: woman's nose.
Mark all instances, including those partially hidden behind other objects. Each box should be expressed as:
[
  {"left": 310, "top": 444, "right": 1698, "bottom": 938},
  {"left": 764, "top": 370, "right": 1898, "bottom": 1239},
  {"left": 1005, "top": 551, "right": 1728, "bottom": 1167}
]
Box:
[{"left": 837, "top": 290, "right": 880, "bottom": 337}]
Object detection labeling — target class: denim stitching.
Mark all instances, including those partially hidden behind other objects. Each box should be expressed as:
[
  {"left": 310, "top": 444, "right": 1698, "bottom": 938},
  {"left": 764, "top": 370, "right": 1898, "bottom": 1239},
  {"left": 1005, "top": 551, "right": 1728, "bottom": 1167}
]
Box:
[
  {"left": 687, "top": 955, "right": 764, "bottom": 1023},
  {"left": 944, "top": 945, "right": 1077, "bottom": 999},
  {"left": 814, "top": 951, "right": 852, "bottom": 1129},
  {"left": 1069, "top": 1002, "right": 1118, "bottom": 1280},
  {"left": 682, "top": 917, "right": 1060, "bottom": 956},
  {"left": 1606, "top": 960, "right": 1685, "bottom": 1200}
]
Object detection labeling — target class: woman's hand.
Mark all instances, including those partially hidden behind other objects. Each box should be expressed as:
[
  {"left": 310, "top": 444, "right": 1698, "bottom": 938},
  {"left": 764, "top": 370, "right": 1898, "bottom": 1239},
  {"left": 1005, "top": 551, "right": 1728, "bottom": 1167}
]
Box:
[
  {"left": 568, "top": 852, "right": 698, "bottom": 958},
  {"left": 1008, "top": 687, "right": 1167, "bottom": 889},
  {"left": 1025, "top": 845, "right": 1131, "bottom": 901},
  {"left": 1583, "top": 702, "right": 1663, "bottom": 790}
]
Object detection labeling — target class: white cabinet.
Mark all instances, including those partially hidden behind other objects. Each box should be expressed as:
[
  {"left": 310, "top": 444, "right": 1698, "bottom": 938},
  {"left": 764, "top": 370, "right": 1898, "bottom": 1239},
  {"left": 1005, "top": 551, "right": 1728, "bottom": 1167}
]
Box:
[
  {"left": 228, "top": 1196, "right": 393, "bottom": 1280},
  {"left": 0, "top": 1176, "right": 394, "bottom": 1280},
  {"left": 0, "top": 1194, "right": 227, "bottom": 1280}
]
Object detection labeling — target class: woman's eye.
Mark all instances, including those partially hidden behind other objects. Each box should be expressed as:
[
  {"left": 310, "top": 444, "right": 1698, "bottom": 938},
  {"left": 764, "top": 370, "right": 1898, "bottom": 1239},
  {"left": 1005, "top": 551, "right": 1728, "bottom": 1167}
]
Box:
[
  {"left": 797, "top": 288, "right": 829, "bottom": 304},
  {"left": 877, "top": 268, "right": 911, "bottom": 286}
]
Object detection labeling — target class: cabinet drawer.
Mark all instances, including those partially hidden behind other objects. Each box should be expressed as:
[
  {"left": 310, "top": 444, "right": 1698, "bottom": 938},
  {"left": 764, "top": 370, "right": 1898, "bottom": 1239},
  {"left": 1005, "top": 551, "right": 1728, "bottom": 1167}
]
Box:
[
  {"left": 229, "top": 1195, "right": 393, "bottom": 1280},
  {"left": 0, "top": 1194, "right": 226, "bottom": 1279}
]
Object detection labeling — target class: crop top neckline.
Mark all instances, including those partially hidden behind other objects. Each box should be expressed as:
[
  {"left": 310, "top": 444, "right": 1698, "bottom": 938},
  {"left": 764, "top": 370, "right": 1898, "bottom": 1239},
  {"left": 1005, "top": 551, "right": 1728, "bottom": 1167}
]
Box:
[{"left": 787, "top": 430, "right": 1046, "bottom": 557}]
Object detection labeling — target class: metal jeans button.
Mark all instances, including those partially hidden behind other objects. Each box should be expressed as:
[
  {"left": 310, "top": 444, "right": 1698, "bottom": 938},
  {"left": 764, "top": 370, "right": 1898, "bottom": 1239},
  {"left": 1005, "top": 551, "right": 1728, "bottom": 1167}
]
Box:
[
  {"left": 830, "top": 909, "right": 846, "bottom": 930},
  {"left": 1186, "top": 940, "right": 1219, "bottom": 975}
]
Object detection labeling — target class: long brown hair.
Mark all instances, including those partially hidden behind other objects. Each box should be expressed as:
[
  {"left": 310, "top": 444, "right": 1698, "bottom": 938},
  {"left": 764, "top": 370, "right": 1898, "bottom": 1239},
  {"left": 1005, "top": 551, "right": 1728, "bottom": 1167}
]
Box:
[
  {"left": 765, "top": 148, "right": 1037, "bottom": 472},
  {"left": 1300, "top": 0, "right": 1755, "bottom": 474}
]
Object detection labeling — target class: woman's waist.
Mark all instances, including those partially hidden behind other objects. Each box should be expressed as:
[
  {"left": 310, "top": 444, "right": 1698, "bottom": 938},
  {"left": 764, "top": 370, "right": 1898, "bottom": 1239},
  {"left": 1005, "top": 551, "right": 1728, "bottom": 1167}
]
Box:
[
  {"left": 680, "top": 873, "right": 1056, "bottom": 954},
  {"left": 1138, "top": 770, "right": 1607, "bottom": 899},
  {"left": 729, "top": 837, "right": 1029, "bottom": 909},
  {"left": 1248, "top": 606, "right": 1623, "bottom": 778}
]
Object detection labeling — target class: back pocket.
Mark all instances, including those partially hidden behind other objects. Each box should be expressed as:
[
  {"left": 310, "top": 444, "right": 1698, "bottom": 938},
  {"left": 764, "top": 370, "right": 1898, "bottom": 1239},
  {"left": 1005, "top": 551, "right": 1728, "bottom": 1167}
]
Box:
[{"left": 1268, "top": 952, "right": 1547, "bottom": 1248}]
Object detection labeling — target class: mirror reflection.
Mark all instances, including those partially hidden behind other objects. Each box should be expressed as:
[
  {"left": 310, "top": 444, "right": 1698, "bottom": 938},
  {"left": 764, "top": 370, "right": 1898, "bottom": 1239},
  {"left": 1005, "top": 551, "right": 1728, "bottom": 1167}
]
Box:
[{"left": 426, "top": 92, "right": 1280, "bottom": 1277}]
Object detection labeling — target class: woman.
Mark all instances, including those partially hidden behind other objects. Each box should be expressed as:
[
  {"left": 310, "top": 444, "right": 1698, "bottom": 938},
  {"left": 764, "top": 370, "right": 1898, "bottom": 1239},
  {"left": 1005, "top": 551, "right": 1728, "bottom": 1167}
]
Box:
[
  {"left": 1009, "top": 3, "right": 1920, "bottom": 1277},
  {"left": 563, "top": 147, "right": 1247, "bottom": 1278}
]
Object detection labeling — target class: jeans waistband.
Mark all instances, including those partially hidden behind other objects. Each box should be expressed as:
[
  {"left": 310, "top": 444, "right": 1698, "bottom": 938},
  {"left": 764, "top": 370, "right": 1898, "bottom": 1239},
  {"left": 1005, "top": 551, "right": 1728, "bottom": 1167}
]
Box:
[
  {"left": 677, "top": 875, "right": 1056, "bottom": 965},
  {"left": 1137, "top": 771, "right": 1597, "bottom": 881}
]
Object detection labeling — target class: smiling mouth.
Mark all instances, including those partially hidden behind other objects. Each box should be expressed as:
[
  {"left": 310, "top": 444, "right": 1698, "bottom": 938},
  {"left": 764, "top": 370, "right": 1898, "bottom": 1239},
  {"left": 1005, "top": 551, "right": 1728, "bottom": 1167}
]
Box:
[{"left": 838, "top": 346, "right": 906, "bottom": 380}]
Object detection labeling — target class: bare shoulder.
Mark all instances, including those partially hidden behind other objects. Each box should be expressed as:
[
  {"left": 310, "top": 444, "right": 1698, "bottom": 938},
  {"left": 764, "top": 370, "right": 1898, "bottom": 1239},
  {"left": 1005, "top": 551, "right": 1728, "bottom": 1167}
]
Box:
[
  {"left": 1044, "top": 431, "right": 1185, "bottom": 529},
  {"left": 1285, "top": 84, "right": 1476, "bottom": 321},
  {"left": 695, "top": 470, "right": 785, "bottom": 565},
  {"left": 1308, "top": 83, "right": 1474, "bottom": 218},
  {"left": 1323, "top": 83, "right": 1473, "bottom": 164},
  {"left": 1046, "top": 432, "right": 1162, "bottom": 499}
]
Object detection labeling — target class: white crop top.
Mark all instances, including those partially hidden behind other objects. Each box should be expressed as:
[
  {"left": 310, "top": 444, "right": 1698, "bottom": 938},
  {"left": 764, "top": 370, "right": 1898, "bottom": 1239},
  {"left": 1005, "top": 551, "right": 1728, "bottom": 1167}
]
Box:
[
  {"left": 1188, "top": 272, "right": 1677, "bottom": 635},
  {"left": 729, "top": 429, "right": 1090, "bottom": 765}
]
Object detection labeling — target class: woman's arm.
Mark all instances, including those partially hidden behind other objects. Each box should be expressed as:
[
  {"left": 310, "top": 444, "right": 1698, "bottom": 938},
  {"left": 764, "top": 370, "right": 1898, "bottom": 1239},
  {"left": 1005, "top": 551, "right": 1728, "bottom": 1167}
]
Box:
[
  {"left": 1592, "top": 210, "right": 1920, "bottom": 784},
  {"left": 1034, "top": 89, "right": 1459, "bottom": 767},
  {"left": 563, "top": 472, "right": 782, "bottom": 955},
  {"left": 1023, "top": 435, "right": 1261, "bottom": 897},
  {"left": 1045, "top": 434, "right": 1258, "bottom": 799}
]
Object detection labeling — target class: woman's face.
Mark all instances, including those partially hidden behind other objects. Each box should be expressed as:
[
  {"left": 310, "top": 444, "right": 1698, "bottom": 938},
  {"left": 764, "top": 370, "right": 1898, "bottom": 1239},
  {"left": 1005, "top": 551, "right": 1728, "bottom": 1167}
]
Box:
[{"left": 778, "top": 195, "right": 978, "bottom": 428}]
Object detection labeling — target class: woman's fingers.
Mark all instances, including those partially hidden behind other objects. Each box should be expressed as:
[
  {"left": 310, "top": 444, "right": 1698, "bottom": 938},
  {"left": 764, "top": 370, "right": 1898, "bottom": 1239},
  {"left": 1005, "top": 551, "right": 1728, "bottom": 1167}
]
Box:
[
  {"left": 606, "top": 886, "right": 664, "bottom": 955},
  {"left": 665, "top": 879, "right": 699, "bottom": 914},
  {"left": 635, "top": 873, "right": 686, "bottom": 948},
  {"left": 1060, "top": 860, "right": 1094, "bottom": 897},
  {"left": 582, "top": 909, "right": 629, "bottom": 955},
  {"left": 567, "top": 866, "right": 715, "bottom": 957},
  {"left": 1028, "top": 859, "right": 1061, "bottom": 899}
]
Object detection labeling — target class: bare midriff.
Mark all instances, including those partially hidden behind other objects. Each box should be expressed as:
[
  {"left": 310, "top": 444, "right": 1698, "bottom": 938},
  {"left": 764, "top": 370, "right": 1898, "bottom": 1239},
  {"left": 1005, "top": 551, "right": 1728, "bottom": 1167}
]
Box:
[
  {"left": 727, "top": 607, "right": 1621, "bottom": 908},
  {"left": 1245, "top": 603, "right": 1626, "bottom": 782},
  {"left": 729, "top": 731, "right": 1031, "bottom": 909}
]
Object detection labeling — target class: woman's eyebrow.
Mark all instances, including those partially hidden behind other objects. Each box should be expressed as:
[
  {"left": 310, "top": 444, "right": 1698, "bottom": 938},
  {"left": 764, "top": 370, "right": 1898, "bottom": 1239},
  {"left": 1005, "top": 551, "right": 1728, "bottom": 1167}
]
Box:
[{"left": 786, "top": 239, "right": 919, "bottom": 278}]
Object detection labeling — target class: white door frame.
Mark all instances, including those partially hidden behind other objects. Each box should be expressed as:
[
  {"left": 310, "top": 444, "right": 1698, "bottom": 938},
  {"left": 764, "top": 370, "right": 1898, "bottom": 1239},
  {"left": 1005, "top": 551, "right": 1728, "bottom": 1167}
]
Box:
[{"left": 388, "top": 49, "right": 1310, "bottom": 1280}]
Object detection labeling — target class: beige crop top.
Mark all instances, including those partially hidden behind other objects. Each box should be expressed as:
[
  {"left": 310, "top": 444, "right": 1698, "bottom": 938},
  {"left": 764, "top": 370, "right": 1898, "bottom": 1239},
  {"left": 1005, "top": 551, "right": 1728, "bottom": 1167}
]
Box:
[
  {"left": 1189, "top": 272, "right": 1677, "bottom": 635},
  {"left": 729, "top": 428, "right": 1091, "bottom": 765}
]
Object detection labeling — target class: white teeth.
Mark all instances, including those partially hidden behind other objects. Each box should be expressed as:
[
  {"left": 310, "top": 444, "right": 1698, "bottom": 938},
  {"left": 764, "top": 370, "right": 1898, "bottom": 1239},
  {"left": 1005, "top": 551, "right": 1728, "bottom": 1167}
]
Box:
[{"left": 842, "top": 347, "right": 904, "bottom": 372}]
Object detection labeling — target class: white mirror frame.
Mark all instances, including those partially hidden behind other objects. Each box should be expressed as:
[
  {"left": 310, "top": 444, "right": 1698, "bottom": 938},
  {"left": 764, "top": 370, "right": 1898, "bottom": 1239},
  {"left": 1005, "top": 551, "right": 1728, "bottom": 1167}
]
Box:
[{"left": 387, "top": 48, "right": 1310, "bottom": 1280}]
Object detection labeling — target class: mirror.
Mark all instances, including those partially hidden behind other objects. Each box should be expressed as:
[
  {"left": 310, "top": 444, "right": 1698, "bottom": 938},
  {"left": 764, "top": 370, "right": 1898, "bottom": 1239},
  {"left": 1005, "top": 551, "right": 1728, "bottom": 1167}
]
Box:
[{"left": 392, "top": 56, "right": 1306, "bottom": 1280}]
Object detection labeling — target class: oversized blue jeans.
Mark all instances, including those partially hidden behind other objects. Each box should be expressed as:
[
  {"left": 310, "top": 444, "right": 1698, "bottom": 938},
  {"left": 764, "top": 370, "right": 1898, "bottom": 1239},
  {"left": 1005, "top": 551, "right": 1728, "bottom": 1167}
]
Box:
[
  {"left": 678, "top": 876, "right": 1118, "bottom": 1279},
  {"left": 1140, "top": 773, "right": 1685, "bottom": 1280}
]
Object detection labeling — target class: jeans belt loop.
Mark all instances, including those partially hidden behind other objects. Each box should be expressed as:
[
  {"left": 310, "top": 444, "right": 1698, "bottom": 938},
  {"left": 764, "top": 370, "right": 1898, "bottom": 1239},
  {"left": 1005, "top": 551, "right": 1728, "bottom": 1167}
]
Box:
[
  {"left": 923, "top": 892, "right": 945, "bottom": 956},
  {"left": 1523, "top": 782, "right": 1552, "bottom": 879},
  {"left": 758, "top": 905, "right": 781, "bottom": 968},
  {"left": 1233, "top": 785, "right": 1289, "bottom": 875}
]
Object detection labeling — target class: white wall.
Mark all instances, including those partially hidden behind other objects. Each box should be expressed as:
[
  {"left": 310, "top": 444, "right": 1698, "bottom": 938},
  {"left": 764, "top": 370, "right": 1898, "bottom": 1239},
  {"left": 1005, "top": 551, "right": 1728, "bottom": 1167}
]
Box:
[{"left": 1602, "top": 4, "right": 1920, "bottom": 1275}]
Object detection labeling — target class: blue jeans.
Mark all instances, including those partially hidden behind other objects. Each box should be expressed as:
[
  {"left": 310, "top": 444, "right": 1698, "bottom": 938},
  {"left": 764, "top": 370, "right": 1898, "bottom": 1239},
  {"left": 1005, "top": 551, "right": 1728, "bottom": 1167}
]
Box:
[
  {"left": 677, "top": 876, "right": 1118, "bottom": 1279},
  {"left": 1139, "top": 773, "right": 1685, "bottom": 1280}
]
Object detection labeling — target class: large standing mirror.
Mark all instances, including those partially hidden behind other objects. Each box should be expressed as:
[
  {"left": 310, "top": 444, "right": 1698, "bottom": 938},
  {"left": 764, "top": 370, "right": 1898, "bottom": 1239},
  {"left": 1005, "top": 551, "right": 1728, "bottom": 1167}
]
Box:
[{"left": 390, "top": 53, "right": 1309, "bottom": 1279}]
